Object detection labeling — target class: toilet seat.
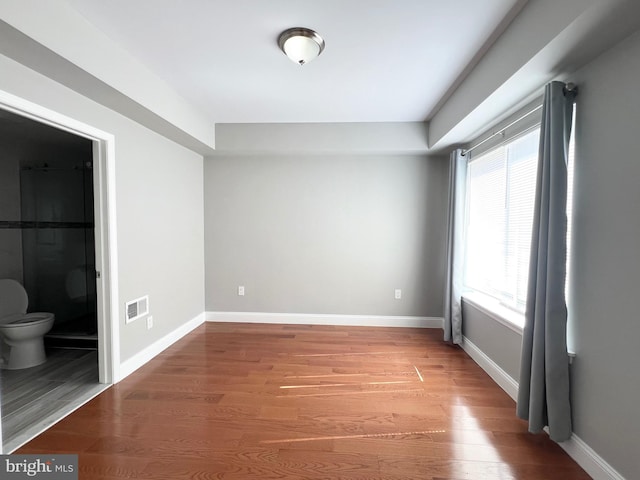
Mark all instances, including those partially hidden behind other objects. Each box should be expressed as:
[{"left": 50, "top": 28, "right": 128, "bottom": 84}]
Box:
[
  {"left": 0, "top": 313, "right": 55, "bottom": 327},
  {"left": 0, "top": 280, "right": 52, "bottom": 328}
]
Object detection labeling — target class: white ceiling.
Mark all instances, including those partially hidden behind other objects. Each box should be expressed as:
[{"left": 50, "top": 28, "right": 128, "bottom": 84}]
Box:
[{"left": 67, "top": 0, "right": 522, "bottom": 124}]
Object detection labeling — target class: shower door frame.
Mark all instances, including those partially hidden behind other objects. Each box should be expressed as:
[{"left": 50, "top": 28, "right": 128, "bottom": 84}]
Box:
[{"left": 0, "top": 89, "right": 120, "bottom": 385}]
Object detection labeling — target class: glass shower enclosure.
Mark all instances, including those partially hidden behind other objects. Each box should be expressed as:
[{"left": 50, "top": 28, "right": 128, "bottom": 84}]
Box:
[{"left": 20, "top": 161, "right": 97, "bottom": 347}]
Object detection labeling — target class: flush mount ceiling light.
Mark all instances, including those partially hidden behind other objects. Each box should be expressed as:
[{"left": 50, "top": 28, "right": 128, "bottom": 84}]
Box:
[{"left": 278, "top": 27, "right": 325, "bottom": 65}]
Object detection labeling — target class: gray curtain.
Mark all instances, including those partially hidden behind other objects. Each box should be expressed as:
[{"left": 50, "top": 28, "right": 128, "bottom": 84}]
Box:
[
  {"left": 517, "top": 81, "right": 577, "bottom": 442},
  {"left": 443, "top": 149, "right": 467, "bottom": 344}
]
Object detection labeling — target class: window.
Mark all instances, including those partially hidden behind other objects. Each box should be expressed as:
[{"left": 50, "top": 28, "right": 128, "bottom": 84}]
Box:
[
  {"left": 464, "top": 128, "right": 540, "bottom": 313},
  {"left": 566, "top": 106, "right": 576, "bottom": 303}
]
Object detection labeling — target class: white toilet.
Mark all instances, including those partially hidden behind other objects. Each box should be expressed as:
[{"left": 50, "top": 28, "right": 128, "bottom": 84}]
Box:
[{"left": 0, "top": 279, "right": 55, "bottom": 370}]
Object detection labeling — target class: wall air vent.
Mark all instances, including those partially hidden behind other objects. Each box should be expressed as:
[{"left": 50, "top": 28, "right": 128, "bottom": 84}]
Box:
[{"left": 125, "top": 295, "right": 149, "bottom": 323}]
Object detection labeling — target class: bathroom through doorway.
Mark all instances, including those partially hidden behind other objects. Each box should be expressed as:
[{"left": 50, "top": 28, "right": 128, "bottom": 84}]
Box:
[{"left": 0, "top": 95, "right": 118, "bottom": 453}]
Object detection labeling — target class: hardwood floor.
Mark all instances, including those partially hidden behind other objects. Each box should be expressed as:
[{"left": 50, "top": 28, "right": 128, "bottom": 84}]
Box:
[{"left": 18, "top": 323, "right": 590, "bottom": 479}]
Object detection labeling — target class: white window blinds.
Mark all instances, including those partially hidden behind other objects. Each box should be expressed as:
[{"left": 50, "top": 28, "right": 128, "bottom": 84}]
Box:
[{"left": 464, "top": 128, "right": 540, "bottom": 312}]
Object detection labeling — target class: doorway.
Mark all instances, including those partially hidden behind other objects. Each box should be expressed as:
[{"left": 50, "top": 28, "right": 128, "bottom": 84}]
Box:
[{"left": 0, "top": 93, "right": 118, "bottom": 453}]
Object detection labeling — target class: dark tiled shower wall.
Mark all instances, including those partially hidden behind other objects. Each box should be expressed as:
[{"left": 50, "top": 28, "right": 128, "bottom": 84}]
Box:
[{"left": 0, "top": 221, "right": 94, "bottom": 229}]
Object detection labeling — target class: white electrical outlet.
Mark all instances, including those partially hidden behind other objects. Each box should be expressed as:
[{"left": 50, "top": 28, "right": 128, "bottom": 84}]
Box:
[
  {"left": 146, "top": 316, "right": 153, "bottom": 330},
  {"left": 394, "top": 289, "right": 402, "bottom": 300},
  {"left": 238, "top": 286, "right": 245, "bottom": 296}
]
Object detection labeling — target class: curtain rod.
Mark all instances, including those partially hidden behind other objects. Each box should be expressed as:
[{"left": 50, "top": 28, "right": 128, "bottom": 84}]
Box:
[
  {"left": 461, "top": 105, "right": 542, "bottom": 157},
  {"left": 461, "top": 82, "right": 577, "bottom": 157}
]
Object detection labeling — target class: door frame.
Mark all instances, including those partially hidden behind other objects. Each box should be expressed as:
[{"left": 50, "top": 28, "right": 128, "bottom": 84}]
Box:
[{"left": 0, "top": 89, "right": 120, "bottom": 384}]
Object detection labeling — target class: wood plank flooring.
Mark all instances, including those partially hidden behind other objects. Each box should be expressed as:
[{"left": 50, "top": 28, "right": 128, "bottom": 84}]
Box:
[
  {"left": 18, "top": 323, "right": 590, "bottom": 479},
  {"left": 1, "top": 348, "right": 103, "bottom": 452}
]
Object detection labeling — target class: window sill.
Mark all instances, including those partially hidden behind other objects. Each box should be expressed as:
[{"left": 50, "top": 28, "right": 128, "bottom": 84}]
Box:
[
  {"left": 461, "top": 292, "right": 576, "bottom": 363},
  {"left": 462, "top": 291, "right": 524, "bottom": 336}
]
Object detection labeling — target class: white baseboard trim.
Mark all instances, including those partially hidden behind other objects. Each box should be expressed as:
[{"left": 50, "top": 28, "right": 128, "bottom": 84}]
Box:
[
  {"left": 461, "top": 335, "right": 625, "bottom": 480},
  {"left": 557, "top": 433, "right": 626, "bottom": 480},
  {"left": 206, "top": 311, "right": 443, "bottom": 329},
  {"left": 118, "top": 312, "right": 205, "bottom": 381},
  {"left": 461, "top": 336, "right": 519, "bottom": 401}
]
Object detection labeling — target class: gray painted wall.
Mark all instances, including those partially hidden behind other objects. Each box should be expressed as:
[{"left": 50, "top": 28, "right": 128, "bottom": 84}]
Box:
[
  {"left": 461, "top": 301, "right": 522, "bottom": 382},
  {"left": 0, "top": 52, "right": 205, "bottom": 363},
  {"left": 462, "top": 30, "right": 640, "bottom": 479},
  {"left": 214, "top": 123, "right": 428, "bottom": 155},
  {"left": 204, "top": 153, "right": 448, "bottom": 317},
  {"left": 568, "top": 30, "right": 640, "bottom": 480}
]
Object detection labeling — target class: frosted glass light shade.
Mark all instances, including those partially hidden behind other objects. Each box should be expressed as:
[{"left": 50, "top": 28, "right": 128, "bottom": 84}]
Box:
[
  {"left": 283, "top": 36, "right": 320, "bottom": 65},
  {"left": 278, "top": 28, "right": 325, "bottom": 65}
]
